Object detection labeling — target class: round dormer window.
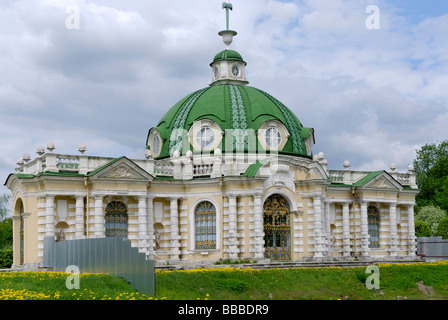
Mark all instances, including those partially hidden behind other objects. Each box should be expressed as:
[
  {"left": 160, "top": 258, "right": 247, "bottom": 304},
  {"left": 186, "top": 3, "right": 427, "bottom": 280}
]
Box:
[
  {"left": 231, "top": 64, "right": 240, "bottom": 77},
  {"left": 264, "top": 127, "right": 282, "bottom": 149},
  {"left": 213, "top": 66, "right": 219, "bottom": 79},
  {"left": 195, "top": 126, "right": 216, "bottom": 150},
  {"left": 152, "top": 134, "right": 161, "bottom": 155}
]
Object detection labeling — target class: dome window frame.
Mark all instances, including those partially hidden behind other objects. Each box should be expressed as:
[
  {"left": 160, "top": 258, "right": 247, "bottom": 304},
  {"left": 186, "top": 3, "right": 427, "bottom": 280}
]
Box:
[
  {"left": 147, "top": 128, "right": 163, "bottom": 158},
  {"left": 189, "top": 119, "right": 223, "bottom": 152},
  {"left": 231, "top": 63, "right": 240, "bottom": 78},
  {"left": 213, "top": 65, "right": 219, "bottom": 80},
  {"left": 257, "top": 120, "right": 290, "bottom": 152},
  {"left": 196, "top": 126, "right": 216, "bottom": 150},
  {"left": 264, "top": 127, "right": 282, "bottom": 149}
]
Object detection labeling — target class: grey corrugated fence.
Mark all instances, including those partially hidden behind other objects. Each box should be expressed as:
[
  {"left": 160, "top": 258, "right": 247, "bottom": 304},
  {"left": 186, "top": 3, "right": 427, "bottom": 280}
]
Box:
[
  {"left": 417, "top": 236, "right": 448, "bottom": 260},
  {"left": 43, "top": 236, "right": 155, "bottom": 296}
]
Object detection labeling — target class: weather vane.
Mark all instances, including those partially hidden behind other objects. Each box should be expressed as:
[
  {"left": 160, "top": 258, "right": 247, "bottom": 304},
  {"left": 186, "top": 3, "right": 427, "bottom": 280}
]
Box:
[
  {"left": 222, "top": 2, "right": 233, "bottom": 30},
  {"left": 219, "top": 2, "right": 237, "bottom": 48}
]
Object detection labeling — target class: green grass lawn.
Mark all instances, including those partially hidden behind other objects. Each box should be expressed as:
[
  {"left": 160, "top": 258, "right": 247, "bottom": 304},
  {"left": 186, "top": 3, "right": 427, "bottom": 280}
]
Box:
[
  {"left": 1, "top": 261, "right": 447, "bottom": 300},
  {"left": 155, "top": 261, "right": 448, "bottom": 300}
]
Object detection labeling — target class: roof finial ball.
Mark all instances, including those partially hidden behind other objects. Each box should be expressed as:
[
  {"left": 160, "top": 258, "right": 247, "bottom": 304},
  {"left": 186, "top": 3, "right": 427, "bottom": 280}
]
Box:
[
  {"left": 78, "top": 143, "right": 87, "bottom": 155},
  {"left": 218, "top": 2, "right": 237, "bottom": 48},
  {"left": 46, "top": 141, "right": 55, "bottom": 153}
]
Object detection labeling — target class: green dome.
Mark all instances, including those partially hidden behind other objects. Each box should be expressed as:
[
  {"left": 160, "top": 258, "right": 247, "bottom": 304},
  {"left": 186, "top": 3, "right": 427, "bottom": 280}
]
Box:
[
  {"left": 148, "top": 84, "right": 313, "bottom": 159},
  {"left": 212, "top": 49, "right": 245, "bottom": 65}
]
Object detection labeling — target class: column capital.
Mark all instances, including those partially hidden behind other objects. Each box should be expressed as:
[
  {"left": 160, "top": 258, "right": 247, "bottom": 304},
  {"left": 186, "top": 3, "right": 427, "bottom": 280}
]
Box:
[
  {"left": 227, "top": 192, "right": 238, "bottom": 199},
  {"left": 252, "top": 192, "right": 263, "bottom": 199}
]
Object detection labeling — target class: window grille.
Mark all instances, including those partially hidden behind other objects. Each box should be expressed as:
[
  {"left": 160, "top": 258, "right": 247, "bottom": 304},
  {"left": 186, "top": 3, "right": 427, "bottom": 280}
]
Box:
[
  {"left": 195, "top": 201, "right": 216, "bottom": 249},
  {"left": 105, "top": 201, "right": 128, "bottom": 238},
  {"left": 368, "top": 205, "right": 380, "bottom": 248}
]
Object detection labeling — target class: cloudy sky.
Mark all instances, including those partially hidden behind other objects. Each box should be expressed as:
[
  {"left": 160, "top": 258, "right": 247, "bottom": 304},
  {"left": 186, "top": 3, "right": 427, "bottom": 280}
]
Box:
[{"left": 1, "top": 0, "right": 447, "bottom": 195}]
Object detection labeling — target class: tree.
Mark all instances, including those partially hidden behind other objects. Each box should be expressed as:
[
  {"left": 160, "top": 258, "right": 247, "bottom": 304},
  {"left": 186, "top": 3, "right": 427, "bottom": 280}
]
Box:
[
  {"left": 415, "top": 205, "right": 447, "bottom": 235},
  {"left": 437, "top": 217, "right": 448, "bottom": 239},
  {"left": 0, "top": 194, "right": 10, "bottom": 220},
  {"left": 0, "top": 218, "right": 12, "bottom": 250},
  {"left": 413, "top": 140, "right": 448, "bottom": 212},
  {"left": 415, "top": 220, "right": 432, "bottom": 238}
]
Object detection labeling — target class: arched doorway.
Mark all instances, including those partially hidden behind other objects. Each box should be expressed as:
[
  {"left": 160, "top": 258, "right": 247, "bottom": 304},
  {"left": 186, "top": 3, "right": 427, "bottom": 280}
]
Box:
[
  {"left": 105, "top": 201, "right": 128, "bottom": 238},
  {"left": 263, "top": 194, "right": 291, "bottom": 260}
]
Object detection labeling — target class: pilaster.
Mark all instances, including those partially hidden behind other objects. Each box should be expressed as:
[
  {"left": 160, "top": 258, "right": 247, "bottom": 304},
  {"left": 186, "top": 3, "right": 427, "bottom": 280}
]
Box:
[
  {"left": 313, "top": 195, "right": 325, "bottom": 258},
  {"left": 407, "top": 204, "right": 416, "bottom": 257},
  {"left": 93, "top": 196, "right": 104, "bottom": 238},
  {"left": 170, "top": 197, "right": 181, "bottom": 261},
  {"left": 360, "top": 201, "right": 370, "bottom": 256},
  {"left": 75, "top": 196, "right": 85, "bottom": 239},
  {"left": 253, "top": 193, "right": 264, "bottom": 259},
  {"left": 147, "top": 197, "right": 155, "bottom": 259},
  {"left": 389, "top": 203, "right": 398, "bottom": 257},
  {"left": 342, "top": 202, "right": 351, "bottom": 257},
  {"left": 228, "top": 194, "right": 239, "bottom": 259},
  {"left": 138, "top": 196, "right": 148, "bottom": 255},
  {"left": 45, "top": 196, "right": 55, "bottom": 237}
]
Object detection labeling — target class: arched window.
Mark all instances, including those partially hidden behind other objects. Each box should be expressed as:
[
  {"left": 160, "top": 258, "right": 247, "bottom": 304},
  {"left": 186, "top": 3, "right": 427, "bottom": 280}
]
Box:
[
  {"left": 105, "top": 201, "right": 128, "bottom": 238},
  {"left": 368, "top": 205, "right": 380, "bottom": 248},
  {"left": 195, "top": 201, "right": 216, "bottom": 249}
]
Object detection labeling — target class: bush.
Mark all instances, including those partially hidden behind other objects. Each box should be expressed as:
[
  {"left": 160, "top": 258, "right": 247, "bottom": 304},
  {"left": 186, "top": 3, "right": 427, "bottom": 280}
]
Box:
[
  {"left": 415, "top": 220, "right": 432, "bottom": 237},
  {"left": 415, "top": 206, "right": 447, "bottom": 235},
  {"left": 437, "top": 217, "right": 448, "bottom": 239},
  {"left": 0, "top": 249, "right": 13, "bottom": 269}
]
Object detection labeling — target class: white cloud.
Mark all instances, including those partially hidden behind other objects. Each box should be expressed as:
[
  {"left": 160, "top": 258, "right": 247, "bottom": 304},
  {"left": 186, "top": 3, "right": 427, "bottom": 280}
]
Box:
[{"left": 1, "top": 0, "right": 447, "bottom": 193}]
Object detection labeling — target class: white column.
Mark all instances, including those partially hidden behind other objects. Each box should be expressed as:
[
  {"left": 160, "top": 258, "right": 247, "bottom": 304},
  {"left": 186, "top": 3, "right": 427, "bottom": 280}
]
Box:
[
  {"left": 389, "top": 203, "right": 398, "bottom": 257},
  {"left": 313, "top": 195, "right": 325, "bottom": 258},
  {"left": 228, "top": 194, "right": 239, "bottom": 259},
  {"left": 253, "top": 193, "right": 264, "bottom": 259},
  {"left": 342, "top": 202, "right": 351, "bottom": 257},
  {"left": 360, "top": 201, "right": 370, "bottom": 257},
  {"left": 94, "top": 196, "right": 104, "bottom": 238},
  {"left": 75, "top": 196, "right": 85, "bottom": 239},
  {"left": 45, "top": 196, "right": 55, "bottom": 238},
  {"left": 324, "top": 201, "right": 332, "bottom": 256},
  {"left": 407, "top": 204, "right": 416, "bottom": 257},
  {"left": 138, "top": 196, "right": 148, "bottom": 255},
  {"left": 170, "top": 197, "right": 180, "bottom": 261},
  {"left": 147, "top": 197, "right": 155, "bottom": 259}
]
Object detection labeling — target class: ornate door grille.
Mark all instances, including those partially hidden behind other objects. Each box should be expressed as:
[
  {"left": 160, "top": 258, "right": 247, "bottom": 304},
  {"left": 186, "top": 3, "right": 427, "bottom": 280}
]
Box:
[
  {"left": 263, "top": 194, "right": 291, "bottom": 260},
  {"left": 105, "top": 201, "right": 128, "bottom": 238},
  {"left": 195, "top": 201, "right": 217, "bottom": 249}
]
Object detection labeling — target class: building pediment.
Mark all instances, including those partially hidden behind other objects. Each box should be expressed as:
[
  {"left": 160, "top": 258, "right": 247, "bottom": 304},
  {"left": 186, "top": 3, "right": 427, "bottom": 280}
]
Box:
[
  {"left": 360, "top": 171, "right": 402, "bottom": 190},
  {"left": 88, "top": 156, "right": 153, "bottom": 181}
]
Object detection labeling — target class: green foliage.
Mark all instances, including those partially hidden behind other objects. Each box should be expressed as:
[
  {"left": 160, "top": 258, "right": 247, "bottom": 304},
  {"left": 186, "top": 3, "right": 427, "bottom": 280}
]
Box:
[
  {"left": 413, "top": 140, "right": 448, "bottom": 212},
  {"left": 0, "top": 194, "right": 10, "bottom": 220},
  {"left": 216, "top": 278, "right": 249, "bottom": 293},
  {"left": 0, "top": 218, "right": 13, "bottom": 250},
  {"left": 415, "top": 206, "right": 447, "bottom": 235},
  {"left": 415, "top": 220, "right": 432, "bottom": 237},
  {"left": 214, "top": 258, "right": 255, "bottom": 265},
  {"left": 436, "top": 217, "right": 448, "bottom": 239},
  {"left": 0, "top": 249, "right": 13, "bottom": 268}
]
